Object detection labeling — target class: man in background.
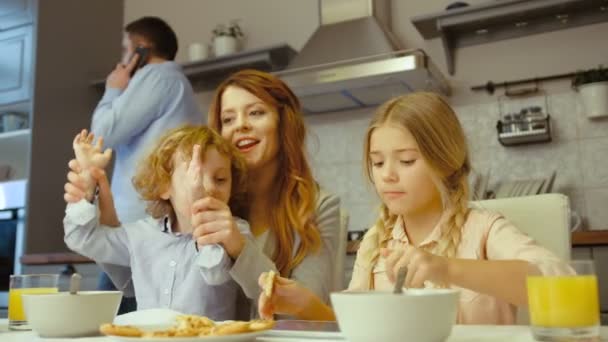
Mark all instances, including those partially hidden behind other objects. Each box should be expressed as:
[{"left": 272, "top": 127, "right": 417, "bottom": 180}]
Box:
[{"left": 91, "top": 16, "right": 202, "bottom": 312}]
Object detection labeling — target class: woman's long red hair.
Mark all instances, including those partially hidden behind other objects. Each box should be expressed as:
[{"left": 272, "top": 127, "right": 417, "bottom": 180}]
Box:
[{"left": 208, "top": 69, "right": 320, "bottom": 276}]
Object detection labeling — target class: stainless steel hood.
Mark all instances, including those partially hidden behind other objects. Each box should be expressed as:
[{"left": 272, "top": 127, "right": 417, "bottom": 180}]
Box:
[{"left": 276, "top": 0, "right": 450, "bottom": 114}]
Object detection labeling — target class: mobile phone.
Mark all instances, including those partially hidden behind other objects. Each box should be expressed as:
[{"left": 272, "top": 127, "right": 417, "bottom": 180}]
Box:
[{"left": 129, "top": 46, "right": 150, "bottom": 77}]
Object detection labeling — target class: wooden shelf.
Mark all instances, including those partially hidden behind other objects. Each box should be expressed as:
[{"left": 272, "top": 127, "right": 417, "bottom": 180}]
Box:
[
  {"left": 20, "top": 252, "right": 93, "bottom": 265},
  {"left": 411, "top": 0, "right": 608, "bottom": 75},
  {"left": 572, "top": 231, "right": 608, "bottom": 246},
  {"left": 91, "top": 44, "right": 296, "bottom": 91}
]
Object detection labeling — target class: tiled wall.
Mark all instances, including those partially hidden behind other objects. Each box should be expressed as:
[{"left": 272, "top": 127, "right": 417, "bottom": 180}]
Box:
[{"left": 305, "top": 91, "right": 608, "bottom": 232}]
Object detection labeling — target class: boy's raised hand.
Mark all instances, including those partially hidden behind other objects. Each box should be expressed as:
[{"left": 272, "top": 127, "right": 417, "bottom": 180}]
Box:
[
  {"left": 73, "top": 129, "right": 112, "bottom": 169},
  {"left": 382, "top": 246, "right": 451, "bottom": 289},
  {"left": 72, "top": 129, "right": 112, "bottom": 202},
  {"left": 64, "top": 159, "right": 120, "bottom": 227}
]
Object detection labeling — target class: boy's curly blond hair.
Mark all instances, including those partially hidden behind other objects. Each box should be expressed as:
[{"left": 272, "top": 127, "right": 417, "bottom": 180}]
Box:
[{"left": 132, "top": 125, "right": 247, "bottom": 220}]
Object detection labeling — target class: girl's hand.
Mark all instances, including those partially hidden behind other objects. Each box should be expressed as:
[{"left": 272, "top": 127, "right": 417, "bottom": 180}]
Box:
[
  {"left": 382, "top": 246, "right": 451, "bottom": 288},
  {"left": 191, "top": 197, "right": 244, "bottom": 258},
  {"left": 257, "top": 272, "right": 317, "bottom": 320}
]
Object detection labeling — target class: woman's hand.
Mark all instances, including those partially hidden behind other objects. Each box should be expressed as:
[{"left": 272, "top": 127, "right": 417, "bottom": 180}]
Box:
[
  {"left": 257, "top": 272, "right": 322, "bottom": 320},
  {"left": 382, "top": 246, "right": 451, "bottom": 288},
  {"left": 64, "top": 159, "right": 120, "bottom": 227},
  {"left": 191, "top": 197, "right": 245, "bottom": 258}
]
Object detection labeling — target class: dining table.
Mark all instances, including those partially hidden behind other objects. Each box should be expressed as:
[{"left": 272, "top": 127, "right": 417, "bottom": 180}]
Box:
[{"left": 2, "top": 319, "right": 608, "bottom": 342}]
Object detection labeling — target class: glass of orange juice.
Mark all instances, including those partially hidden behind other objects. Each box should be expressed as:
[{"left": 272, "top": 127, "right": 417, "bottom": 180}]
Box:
[
  {"left": 527, "top": 260, "right": 599, "bottom": 341},
  {"left": 8, "top": 274, "right": 59, "bottom": 330}
]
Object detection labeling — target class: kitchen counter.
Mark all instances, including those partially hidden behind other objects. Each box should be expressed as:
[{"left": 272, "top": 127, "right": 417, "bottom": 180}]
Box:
[
  {"left": 572, "top": 231, "right": 608, "bottom": 246},
  {"left": 20, "top": 252, "right": 92, "bottom": 265}
]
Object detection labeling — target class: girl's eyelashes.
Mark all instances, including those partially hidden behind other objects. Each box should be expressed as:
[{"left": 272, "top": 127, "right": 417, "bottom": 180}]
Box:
[{"left": 371, "top": 161, "right": 384, "bottom": 167}]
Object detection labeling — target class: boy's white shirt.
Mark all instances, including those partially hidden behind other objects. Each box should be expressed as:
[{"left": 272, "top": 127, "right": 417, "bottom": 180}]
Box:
[{"left": 63, "top": 199, "right": 250, "bottom": 319}]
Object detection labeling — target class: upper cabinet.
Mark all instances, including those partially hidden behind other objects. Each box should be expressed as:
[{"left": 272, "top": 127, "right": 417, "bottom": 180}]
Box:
[
  {"left": 0, "top": 0, "right": 34, "bottom": 30},
  {"left": 0, "top": 25, "right": 33, "bottom": 105},
  {"left": 412, "top": 0, "right": 608, "bottom": 75}
]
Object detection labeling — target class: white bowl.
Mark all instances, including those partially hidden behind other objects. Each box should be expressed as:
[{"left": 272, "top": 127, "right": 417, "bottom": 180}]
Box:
[
  {"left": 22, "top": 290, "right": 122, "bottom": 337},
  {"left": 331, "top": 289, "right": 459, "bottom": 342}
]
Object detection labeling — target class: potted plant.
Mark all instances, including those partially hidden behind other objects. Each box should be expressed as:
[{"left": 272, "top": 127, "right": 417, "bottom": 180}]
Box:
[
  {"left": 212, "top": 20, "right": 244, "bottom": 57},
  {"left": 572, "top": 65, "right": 608, "bottom": 119}
]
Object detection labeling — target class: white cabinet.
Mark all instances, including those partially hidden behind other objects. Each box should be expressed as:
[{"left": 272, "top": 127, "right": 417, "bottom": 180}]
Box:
[
  {"left": 0, "top": 0, "right": 33, "bottom": 30},
  {"left": 0, "top": 25, "right": 33, "bottom": 105}
]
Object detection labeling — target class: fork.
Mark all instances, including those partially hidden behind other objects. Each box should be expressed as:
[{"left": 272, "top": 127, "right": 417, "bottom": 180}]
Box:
[{"left": 393, "top": 266, "right": 408, "bottom": 294}]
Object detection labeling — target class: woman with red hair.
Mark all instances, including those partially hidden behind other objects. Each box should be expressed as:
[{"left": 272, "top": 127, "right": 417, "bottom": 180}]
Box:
[
  {"left": 64, "top": 69, "right": 341, "bottom": 319},
  {"left": 193, "top": 69, "right": 340, "bottom": 318}
]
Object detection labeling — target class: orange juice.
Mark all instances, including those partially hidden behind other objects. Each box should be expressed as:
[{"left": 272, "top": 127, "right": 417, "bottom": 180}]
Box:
[
  {"left": 527, "top": 275, "right": 599, "bottom": 328},
  {"left": 8, "top": 287, "right": 59, "bottom": 321}
]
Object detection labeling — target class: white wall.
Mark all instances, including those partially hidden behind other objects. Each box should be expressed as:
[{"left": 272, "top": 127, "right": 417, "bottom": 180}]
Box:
[
  {"left": 124, "top": 0, "right": 608, "bottom": 230},
  {"left": 125, "top": 0, "right": 608, "bottom": 104},
  {"left": 124, "top": 0, "right": 319, "bottom": 62}
]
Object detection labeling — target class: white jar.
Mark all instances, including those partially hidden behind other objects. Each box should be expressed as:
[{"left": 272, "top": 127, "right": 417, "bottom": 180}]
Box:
[
  {"left": 580, "top": 81, "right": 608, "bottom": 119},
  {"left": 213, "top": 36, "right": 238, "bottom": 57},
  {"left": 188, "top": 43, "right": 209, "bottom": 61}
]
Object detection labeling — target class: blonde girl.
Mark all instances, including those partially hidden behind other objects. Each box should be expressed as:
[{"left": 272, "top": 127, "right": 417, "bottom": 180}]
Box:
[{"left": 257, "top": 92, "right": 568, "bottom": 324}]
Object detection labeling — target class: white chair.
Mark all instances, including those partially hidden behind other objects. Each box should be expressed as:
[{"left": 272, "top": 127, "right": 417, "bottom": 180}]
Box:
[
  {"left": 472, "top": 193, "right": 571, "bottom": 324},
  {"left": 472, "top": 193, "right": 571, "bottom": 261},
  {"left": 333, "top": 208, "right": 349, "bottom": 291}
]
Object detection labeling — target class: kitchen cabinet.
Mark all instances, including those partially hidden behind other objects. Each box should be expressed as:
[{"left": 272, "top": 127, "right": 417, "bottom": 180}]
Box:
[
  {"left": 23, "top": 0, "right": 123, "bottom": 256},
  {"left": 412, "top": 0, "right": 608, "bottom": 75},
  {"left": 0, "top": 25, "right": 33, "bottom": 105},
  {"left": 0, "top": 0, "right": 124, "bottom": 267},
  {"left": 0, "top": 0, "right": 33, "bottom": 30}
]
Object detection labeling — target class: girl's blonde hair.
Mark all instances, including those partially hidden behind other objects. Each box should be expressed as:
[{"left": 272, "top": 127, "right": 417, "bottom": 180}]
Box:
[
  {"left": 208, "top": 69, "right": 320, "bottom": 276},
  {"left": 362, "top": 92, "right": 471, "bottom": 269},
  {"left": 132, "top": 125, "right": 247, "bottom": 220}
]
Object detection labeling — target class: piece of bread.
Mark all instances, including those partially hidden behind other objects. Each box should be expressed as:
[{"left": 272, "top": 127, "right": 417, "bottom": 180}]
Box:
[
  {"left": 264, "top": 270, "right": 277, "bottom": 297},
  {"left": 99, "top": 323, "right": 143, "bottom": 337},
  {"left": 248, "top": 319, "right": 275, "bottom": 331},
  {"left": 211, "top": 321, "right": 251, "bottom": 336},
  {"left": 99, "top": 314, "right": 275, "bottom": 338}
]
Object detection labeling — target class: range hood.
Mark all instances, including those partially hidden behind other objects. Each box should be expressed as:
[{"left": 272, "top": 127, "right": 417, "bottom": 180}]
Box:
[{"left": 276, "top": 0, "right": 450, "bottom": 114}]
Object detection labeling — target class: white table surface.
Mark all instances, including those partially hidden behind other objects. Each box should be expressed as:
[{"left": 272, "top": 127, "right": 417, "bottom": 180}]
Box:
[{"left": 1, "top": 319, "right": 608, "bottom": 342}]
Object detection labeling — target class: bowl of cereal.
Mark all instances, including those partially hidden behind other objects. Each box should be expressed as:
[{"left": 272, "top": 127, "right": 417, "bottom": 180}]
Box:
[
  {"left": 22, "top": 291, "right": 122, "bottom": 337},
  {"left": 331, "top": 289, "right": 459, "bottom": 342}
]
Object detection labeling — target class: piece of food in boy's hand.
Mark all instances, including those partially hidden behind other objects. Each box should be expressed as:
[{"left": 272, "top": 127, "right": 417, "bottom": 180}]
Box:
[
  {"left": 99, "top": 323, "right": 143, "bottom": 337},
  {"left": 264, "top": 270, "right": 277, "bottom": 297}
]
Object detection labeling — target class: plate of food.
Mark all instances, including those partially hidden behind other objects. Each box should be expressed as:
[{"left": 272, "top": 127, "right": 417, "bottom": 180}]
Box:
[{"left": 100, "top": 314, "right": 275, "bottom": 342}]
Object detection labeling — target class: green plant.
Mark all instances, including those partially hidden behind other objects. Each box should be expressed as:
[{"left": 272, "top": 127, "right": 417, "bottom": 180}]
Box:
[
  {"left": 212, "top": 20, "right": 244, "bottom": 39},
  {"left": 572, "top": 65, "right": 608, "bottom": 89}
]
